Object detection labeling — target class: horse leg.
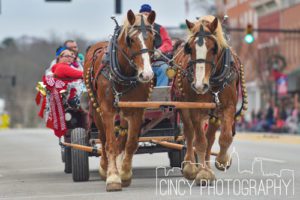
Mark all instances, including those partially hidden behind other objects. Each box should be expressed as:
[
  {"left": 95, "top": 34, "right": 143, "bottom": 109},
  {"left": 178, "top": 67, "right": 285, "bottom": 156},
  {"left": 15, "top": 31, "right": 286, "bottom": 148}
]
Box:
[
  {"left": 215, "top": 109, "right": 234, "bottom": 171},
  {"left": 205, "top": 123, "right": 219, "bottom": 170},
  {"left": 180, "top": 110, "right": 198, "bottom": 180},
  {"left": 193, "top": 118, "right": 216, "bottom": 185},
  {"left": 94, "top": 114, "right": 108, "bottom": 181},
  {"left": 120, "top": 110, "right": 143, "bottom": 187},
  {"left": 116, "top": 118, "right": 128, "bottom": 177},
  {"left": 102, "top": 112, "right": 122, "bottom": 192}
]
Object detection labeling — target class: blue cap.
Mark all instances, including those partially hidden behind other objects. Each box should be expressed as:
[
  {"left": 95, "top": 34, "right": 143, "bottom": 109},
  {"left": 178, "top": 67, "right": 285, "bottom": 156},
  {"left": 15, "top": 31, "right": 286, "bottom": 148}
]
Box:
[
  {"left": 139, "top": 4, "right": 152, "bottom": 13},
  {"left": 55, "top": 46, "right": 67, "bottom": 57}
]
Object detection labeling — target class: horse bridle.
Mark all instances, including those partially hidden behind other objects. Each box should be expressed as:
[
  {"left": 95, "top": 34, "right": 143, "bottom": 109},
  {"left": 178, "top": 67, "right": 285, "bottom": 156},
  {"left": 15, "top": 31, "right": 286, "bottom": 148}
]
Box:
[
  {"left": 184, "top": 25, "right": 219, "bottom": 79},
  {"left": 114, "top": 15, "right": 155, "bottom": 70}
]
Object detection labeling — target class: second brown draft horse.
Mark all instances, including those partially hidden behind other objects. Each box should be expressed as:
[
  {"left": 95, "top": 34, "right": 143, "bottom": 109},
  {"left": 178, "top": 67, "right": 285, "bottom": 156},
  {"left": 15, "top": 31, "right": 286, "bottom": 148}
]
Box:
[{"left": 172, "top": 15, "right": 247, "bottom": 185}]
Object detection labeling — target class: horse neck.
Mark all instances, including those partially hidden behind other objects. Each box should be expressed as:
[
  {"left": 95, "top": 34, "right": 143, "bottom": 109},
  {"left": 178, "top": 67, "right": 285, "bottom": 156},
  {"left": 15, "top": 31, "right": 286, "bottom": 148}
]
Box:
[{"left": 116, "top": 32, "right": 136, "bottom": 76}]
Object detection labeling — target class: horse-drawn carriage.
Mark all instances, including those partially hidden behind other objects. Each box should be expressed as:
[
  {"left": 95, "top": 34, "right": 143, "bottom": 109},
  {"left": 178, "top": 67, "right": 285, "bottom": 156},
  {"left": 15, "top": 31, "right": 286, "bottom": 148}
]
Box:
[
  {"left": 37, "top": 10, "right": 248, "bottom": 192},
  {"left": 60, "top": 86, "right": 191, "bottom": 181}
]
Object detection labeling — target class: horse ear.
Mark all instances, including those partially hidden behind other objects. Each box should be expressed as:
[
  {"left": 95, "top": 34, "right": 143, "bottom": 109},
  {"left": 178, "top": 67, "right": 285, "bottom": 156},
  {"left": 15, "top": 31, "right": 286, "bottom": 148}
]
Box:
[
  {"left": 127, "top": 9, "right": 136, "bottom": 25},
  {"left": 147, "top": 11, "right": 156, "bottom": 24},
  {"left": 186, "top": 19, "right": 195, "bottom": 30},
  {"left": 209, "top": 17, "right": 218, "bottom": 33}
]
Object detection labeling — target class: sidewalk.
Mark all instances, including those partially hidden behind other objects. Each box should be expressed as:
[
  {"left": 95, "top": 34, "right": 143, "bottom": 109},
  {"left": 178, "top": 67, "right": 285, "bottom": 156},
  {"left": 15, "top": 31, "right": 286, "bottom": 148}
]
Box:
[{"left": 234, "top": 131, "right": 300, "bottom": 145}]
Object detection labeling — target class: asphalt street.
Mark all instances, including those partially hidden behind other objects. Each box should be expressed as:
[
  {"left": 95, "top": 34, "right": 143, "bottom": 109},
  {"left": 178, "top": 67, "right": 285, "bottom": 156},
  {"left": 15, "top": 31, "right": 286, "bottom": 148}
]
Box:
[{"left": 0, "top": 129, "right": 299, "bottom": 200}]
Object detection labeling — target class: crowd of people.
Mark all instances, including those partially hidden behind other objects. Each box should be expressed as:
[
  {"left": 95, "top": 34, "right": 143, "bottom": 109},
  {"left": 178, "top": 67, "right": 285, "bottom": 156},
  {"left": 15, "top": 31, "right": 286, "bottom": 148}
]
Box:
[{"left": 237, "top": 100, "right": 300, "bottom": 134}]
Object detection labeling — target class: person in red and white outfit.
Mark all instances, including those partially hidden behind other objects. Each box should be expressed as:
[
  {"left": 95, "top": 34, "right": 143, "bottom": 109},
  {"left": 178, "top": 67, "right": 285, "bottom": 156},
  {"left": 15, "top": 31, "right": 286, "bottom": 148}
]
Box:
[{"left": 51, "top": 47, "right": 83, "bottom": 80}]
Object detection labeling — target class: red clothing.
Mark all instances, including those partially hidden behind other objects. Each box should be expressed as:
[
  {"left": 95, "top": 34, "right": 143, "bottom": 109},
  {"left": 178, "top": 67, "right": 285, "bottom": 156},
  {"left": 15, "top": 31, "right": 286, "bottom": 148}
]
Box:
[
  {"left": 51, "top": 63, "right": 83, "bottom": 79},
  {"left": 158, "top": 26, "right": 173, "bottom": 53}
]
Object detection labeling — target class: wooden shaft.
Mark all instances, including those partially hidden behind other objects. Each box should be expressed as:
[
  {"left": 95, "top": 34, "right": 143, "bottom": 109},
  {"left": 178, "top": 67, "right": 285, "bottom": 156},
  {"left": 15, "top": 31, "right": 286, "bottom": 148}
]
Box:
[
  {"left": 64, "top": 139, "right": 218, "bottom": 157},
  {"left": 62, "top": 142, "right": 102, "bottom": 155},
  {"left": 117, "top": 101, "right": 216, "bottom": 109},
  {"left": 139, "top": 136, "right": 184, "bottom": 142},
  {"left": 151, "top": 140, "right": 218, "bottom": 156},
  {"left": 90, "top": 136, "right": 185, "bottom": 144},
  {"left": 151, "top": 140, "right": 183, "bottom": 150}
]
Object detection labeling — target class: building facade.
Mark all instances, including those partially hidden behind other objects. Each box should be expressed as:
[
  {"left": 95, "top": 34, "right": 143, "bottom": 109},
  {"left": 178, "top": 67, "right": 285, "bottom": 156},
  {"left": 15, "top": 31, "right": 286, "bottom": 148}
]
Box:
[{"left": 216, "top": 0, "right": 300, "bottom": 120}]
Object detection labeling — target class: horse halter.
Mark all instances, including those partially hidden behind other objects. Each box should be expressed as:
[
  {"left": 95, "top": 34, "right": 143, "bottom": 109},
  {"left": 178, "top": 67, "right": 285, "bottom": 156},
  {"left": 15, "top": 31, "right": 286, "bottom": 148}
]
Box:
[
  {"left": 184, "top": 25, "right": 218, "bottom": 76},
  {"left": 123, "top": 15, "right": 155, "bottom": 69}
]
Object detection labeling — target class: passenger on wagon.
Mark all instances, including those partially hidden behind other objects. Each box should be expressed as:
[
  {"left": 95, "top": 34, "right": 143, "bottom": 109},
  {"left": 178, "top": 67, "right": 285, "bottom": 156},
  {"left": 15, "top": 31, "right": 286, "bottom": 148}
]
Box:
[
  {"left": 64, "top": 40, "right": 84, "bottom": 69},
  {"left": 51, "top": 47, "right": 83, "bottom": 80},
  {"left": 139, "top": 4, "right": 173, "bottom": 86},
  {"left": 51, "top": 47, "right": 85, "bottom": 106},
  {"left": 45, "top": 40, "right": 83, "bottom": 76}
]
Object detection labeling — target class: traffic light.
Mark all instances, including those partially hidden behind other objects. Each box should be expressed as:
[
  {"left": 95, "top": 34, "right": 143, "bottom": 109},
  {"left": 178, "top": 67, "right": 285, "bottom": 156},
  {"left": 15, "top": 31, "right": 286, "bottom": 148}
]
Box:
[
  {"left": 45, "top": 0, "right": 71, "bottom": 2},
  {"left": 115, "top": 0, "right": 121, "bottom": 14},
  {"left": 244, "top": 23, "right": 254, "bottom": 44}
]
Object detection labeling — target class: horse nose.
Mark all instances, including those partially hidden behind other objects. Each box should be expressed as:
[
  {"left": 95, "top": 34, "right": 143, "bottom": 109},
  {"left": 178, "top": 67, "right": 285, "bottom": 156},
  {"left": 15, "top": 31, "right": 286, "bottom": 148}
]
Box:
[
  {"left": 138, "top": 72, "right": 153, "bottom": 82},
  {"left": 191, "top": 82, "right": 209, "bottom": 94},
  {"left": 203, "top": 83, "right": 209, "bottom": 91}
]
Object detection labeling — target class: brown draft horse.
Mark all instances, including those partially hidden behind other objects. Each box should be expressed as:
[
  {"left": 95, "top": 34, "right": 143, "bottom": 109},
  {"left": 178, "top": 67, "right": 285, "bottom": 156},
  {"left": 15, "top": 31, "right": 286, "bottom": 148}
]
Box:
[
  {"left": 172, "top": 15, "right": 247, "bottom": 185},
  {"left": 84, "top": 10, "right": 157, "bottom": 191}
]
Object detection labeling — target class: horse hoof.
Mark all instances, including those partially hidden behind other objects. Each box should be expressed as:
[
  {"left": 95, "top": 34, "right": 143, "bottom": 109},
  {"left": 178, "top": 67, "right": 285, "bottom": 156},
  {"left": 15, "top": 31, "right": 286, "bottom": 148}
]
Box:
[
  {"left": 106, "top": 183, "right": 122, "bottom": 192},
  {"left": 99, "top": 167, "right": 107, "bottom": 181},
  {"left": 195, "top": 169, "right": 216, "bottom": 186},
  {"left": 122, "top": 179, "right": 132, "bottom": 187},
  {"left": 120, "top": 169, "right": 132, "bottom": 187},
  {"left": 182, "top": 163, "right": 198, "bottom": 180},
  {"left": 215, "top": 157, "right": 232, "bottom": 171}
]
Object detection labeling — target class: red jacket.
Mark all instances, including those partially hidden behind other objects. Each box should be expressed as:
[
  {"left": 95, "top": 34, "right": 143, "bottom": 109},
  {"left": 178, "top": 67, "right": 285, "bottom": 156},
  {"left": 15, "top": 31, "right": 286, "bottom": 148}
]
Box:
[
  {"left": 158, "top": 26, "right": 173, "bottom": 53},
  {"left": 51, "top": 63, "right": 83, "bottom": 80}
]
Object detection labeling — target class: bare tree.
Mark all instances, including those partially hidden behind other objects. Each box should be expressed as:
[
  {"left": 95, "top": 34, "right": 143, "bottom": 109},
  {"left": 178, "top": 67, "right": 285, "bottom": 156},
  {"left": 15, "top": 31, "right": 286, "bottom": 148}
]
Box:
[{"left": 0, "top": 36, "right": 90, "bottom": 127}]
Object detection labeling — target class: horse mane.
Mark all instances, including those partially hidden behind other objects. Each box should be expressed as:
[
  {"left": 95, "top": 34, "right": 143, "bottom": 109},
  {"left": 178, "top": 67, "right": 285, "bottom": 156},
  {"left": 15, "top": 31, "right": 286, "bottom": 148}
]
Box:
[
  {"left": 190, "top": 15, "right": 229, "bottom": 50},
  {"left": 119, "top": 13, "right": 153, "bottom": 40}
]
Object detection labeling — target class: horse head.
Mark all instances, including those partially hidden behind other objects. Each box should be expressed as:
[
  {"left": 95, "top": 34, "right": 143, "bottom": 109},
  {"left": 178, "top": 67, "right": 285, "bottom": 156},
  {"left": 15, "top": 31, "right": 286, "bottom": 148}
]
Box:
[
  {"left": 184, "top": 16, "right": 220, "bottom": 94},
  {"left": 118, "top": 10, "right": 156, "bottom": 83}
]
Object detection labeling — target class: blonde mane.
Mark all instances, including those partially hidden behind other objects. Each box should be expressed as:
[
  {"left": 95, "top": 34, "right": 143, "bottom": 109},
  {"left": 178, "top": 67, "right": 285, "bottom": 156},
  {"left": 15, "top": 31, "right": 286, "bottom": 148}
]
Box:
[
  {"left": 119, "top": 13, "right": 153, "bottom": 39},
  {"left": 190, "top": 15, "right": 229, "bottom": 49}
]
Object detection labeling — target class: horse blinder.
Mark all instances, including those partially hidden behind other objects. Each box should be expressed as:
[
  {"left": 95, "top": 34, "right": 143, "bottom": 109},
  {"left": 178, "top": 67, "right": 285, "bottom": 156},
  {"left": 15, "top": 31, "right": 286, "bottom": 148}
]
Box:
[
  {"left": 213, "top": 43, "right": 218, "bottom": 54},
  {"left": 126, "top": 35, "right": 133, "bottom": 47},
  {"left": 184, "top": 43, "right": 192, "bottom": 55}
]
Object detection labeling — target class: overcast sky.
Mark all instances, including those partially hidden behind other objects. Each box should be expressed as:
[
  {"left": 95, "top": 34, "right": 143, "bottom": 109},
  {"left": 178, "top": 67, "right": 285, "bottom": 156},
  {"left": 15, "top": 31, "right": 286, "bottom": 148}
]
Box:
[{"left": 0, "top": 0, "right": 208, "bottom": 41}]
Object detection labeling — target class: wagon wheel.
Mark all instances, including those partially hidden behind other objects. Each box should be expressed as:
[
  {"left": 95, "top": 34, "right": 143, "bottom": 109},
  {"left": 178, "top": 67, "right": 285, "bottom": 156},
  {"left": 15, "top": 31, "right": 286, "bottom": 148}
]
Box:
[
  {"left": 64, "top": 146, "right": 72, "bottom": 173},
  {"left": 63, "top": 131, "right": 72, "bottom": 174},
  {"left": 71, "top": 128, "right": 90, "bottom": 182},
  {"left": 168, "top": 146, "right": 198, "bottom": 168},
  {"left": 168, "top": 147, "right": 186, "bottom": 168}
]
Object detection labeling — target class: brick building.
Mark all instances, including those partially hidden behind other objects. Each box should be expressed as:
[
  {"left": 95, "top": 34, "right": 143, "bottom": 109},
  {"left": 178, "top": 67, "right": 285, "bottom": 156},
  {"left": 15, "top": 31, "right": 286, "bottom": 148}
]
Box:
[
  {"left": 216, "top": 0, "right": 300, "bottom": 120},
  {"left": 216, "top": 0, "right": 260, "bottom": 120}
]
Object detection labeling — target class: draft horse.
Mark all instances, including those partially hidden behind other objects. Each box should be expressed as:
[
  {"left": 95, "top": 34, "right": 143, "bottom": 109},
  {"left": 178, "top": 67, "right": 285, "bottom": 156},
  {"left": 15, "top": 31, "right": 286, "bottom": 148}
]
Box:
[
  {"left": 172, "top": 15, "right": 247, "bottom": 185},
  {"left": 84, "top": 10, "right": 157, "bottom": 191}
]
